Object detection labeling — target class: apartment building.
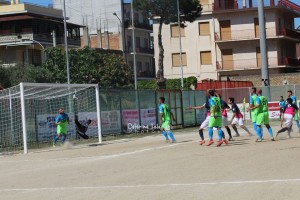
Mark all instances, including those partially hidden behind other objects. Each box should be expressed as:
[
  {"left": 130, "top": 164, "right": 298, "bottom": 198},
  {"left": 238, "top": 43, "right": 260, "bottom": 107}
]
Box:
[
  {"left": 0, "top": 0, "right": 82, "bottom": 66},
  {"left": 53, "top": 0, "right": 155, "bottom": 79},
  {"left": 153, "top": 0, "right": 300, "bottom": 86}
]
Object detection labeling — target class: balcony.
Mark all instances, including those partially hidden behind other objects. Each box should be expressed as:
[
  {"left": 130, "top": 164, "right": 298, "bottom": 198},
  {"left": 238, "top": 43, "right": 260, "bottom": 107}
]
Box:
[
  {"left": 126, "top": 46, "right": 154, "bottom": 55},
  {"left": 216, "top": 56, "right": 298, "bottom": 71},
  {"left": 214, "top": 27, "right": 300, "bottom": 42},
  {"left": 201, "top": 4, "right": 214, "bottom": 13},
  {"left": 124, "top": 20, "right": 153, "bottom": 31},
  {"left": 283, "top": 57, "right": 300, "bottom": 66},
  {"left": 212, "top": 0, "right": 280, "bottom": 11},
  {"left": 137, "top": 70, "right": 156, "bottom": 79},
  {"left": 0, "top": 33, "right": 81, "bottom": 47}
]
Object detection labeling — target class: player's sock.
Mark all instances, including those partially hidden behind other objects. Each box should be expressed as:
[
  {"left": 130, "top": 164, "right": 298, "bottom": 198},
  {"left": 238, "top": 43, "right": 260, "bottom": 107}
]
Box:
[
  {"left": 208, "top": 127, "right": 213, "bottom": 140},
  {"left": 253, "top": 122, "right": 257, "bottom": 132},
  {"left": 167, "top": 131, "right": 176, "bottom": 142},
  {"left": 232, "top": 126, "right": 239, "bottom": 135},
  {"left": 199, "top": 129, "right": 204, "bottom": 140},
  {"left": 295, "top": 120, "right": 300, "bottom": 130},
  {"left": 276, "top": 127, "right": 288, "bottom": 136},
  {"left": 267, "top": 127, "right": 274, "bottom": 138},
  {"left": 222, "top": 131, "right": 225, "bottom": 139},
  {"left": 242, "top": 126, "right": 252, "bottom": 136},
  {"left": 217, "top": 129, "right": 223, "bottom": 141},
  {"left": 53, "top": 135, "right": 59, "bottom": 144},
  {"left": 225, "top": 127, "right": 232, "bottom": 138},
  {"left": 61, "top": 135, "right": 66, "bottom": 144},
  {"left": 162, "top": 130, "right": 169, "bottom": 140},
  {"left": 257, "top": 126, "right": 262, "bottom": 139}
]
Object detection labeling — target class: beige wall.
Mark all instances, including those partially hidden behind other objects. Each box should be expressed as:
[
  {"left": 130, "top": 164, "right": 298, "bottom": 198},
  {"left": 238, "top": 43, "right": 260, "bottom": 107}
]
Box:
[
  {"left": 153, "top": 13, "right": 218, "bottom": 81},
  {"left": 153, "top": 6, "right": 297, "bottom": 82}
]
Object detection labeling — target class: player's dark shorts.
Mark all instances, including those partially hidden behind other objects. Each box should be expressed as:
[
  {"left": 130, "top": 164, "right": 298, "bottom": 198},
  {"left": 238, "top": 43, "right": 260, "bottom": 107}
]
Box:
[{"left": 280, "top": 107, "right": 284, "bottom": 114}]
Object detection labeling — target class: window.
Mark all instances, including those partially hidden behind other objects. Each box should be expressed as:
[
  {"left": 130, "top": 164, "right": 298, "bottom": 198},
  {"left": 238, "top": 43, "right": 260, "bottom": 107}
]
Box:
[
  {"left": 127, "top": 35, "right": 132, "bottom": 51},
  {"left": 136, "top": 37, "right": 141, "bottom": 48},
  {"left": 171, "top": 25, "right": 185, "bottom": 37},
  {"left": 137, "top": 61, "right": 143, "bottom": 73},
  {"left": 144, "top": 38, "right": 149, "bottom": 48},
  {"left": 199, "top": 22, "right": 210, "bottom": 36},
  {"left": 128, "top": 61, "right": 133, "bottom": 67},
  {"left": 200, "top": 51, "right": 212, "bottom": 65},
  {"left": 172, "top": 53, "right": 187, "bottom": 67},
  {"left": 145, "top": 62, "right": 150, "bottom": 69},
  {"left": 135, "top": 13, "right": 139, "bottom": 21}
]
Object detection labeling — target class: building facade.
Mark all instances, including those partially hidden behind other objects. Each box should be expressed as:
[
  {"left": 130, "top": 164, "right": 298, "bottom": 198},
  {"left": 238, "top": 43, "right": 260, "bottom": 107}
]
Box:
[
  {"left": 153, "top": 0, "right": 300, "bottom": 85},
  {"left": 53, "top": 0, "right": 155, "bottom": 79},
  {"left": 0, "top": 0, "right": 82, "bottom": 66}
]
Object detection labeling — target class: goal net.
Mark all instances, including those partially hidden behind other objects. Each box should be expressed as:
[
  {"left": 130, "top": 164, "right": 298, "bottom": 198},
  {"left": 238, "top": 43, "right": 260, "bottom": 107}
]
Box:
[{"left": 0, "top": 83, "right": 101, "bottom": 154}]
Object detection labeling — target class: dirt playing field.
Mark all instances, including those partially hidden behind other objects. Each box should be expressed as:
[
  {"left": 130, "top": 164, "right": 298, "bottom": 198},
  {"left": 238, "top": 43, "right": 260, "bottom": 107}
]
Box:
[{"left": 1, "top": 123, "right": 300, "bottom": 200}]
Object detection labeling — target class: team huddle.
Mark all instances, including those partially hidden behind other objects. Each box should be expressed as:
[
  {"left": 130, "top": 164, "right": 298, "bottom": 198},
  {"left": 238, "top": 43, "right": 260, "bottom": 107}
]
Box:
[{"left": 158, "top": 87, "right": 300, "bottom": 147}]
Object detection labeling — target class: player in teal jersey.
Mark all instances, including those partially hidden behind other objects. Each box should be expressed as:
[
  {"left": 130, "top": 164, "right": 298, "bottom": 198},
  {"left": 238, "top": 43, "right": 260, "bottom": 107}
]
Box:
[
  {"left": 207, "top": 90, "right": 228, "bottom": 147},
  {"left": 287, "top": 90, "right": 300, "bottom": 132},
  {"left": 248, "top": 87, "right": 259, "bottom": 134},
  {"left": 159, "top": 97, "right": 176, "bottom": 143},
  {"left": 53, "top": 108, "right": 69, "bottom": 147},
  {"left": 249, "top": 89, "right": 274, "bottom": 142}
]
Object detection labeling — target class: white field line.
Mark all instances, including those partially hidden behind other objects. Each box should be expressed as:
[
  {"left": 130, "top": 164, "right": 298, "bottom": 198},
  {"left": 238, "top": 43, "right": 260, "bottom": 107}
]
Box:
[
  {"left": 1, "top": 142, "right": 187, "bottom": 163},
  {"left": 1, "top": 178, "right": 300, "bottom": 192}
]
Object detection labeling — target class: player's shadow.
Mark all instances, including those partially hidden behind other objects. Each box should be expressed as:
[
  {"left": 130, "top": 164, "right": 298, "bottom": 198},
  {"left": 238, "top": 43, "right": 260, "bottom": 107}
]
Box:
[
  {"left": 178, "top": 140, "right": 193, "bottom": 143},
  {"left": 227, "top": 139, "right": 250, "bottom": 146}
]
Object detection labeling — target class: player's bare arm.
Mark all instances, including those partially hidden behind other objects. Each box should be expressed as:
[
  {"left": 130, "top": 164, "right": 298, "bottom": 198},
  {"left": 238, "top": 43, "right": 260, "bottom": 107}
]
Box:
[{"left": 187, "top": 105, "right": 204, "bottom": 110}]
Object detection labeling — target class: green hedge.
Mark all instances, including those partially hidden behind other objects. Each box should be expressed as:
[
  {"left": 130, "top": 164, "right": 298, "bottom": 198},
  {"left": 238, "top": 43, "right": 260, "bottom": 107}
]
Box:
[{"left": 138, "top": 76, "right": 197, "bottom": 90}]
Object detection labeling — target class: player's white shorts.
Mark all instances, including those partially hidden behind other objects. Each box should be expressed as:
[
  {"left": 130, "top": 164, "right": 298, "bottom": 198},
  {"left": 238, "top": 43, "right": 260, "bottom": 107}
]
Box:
[
  {"left": 231, "top": 117, "right": 244, "bottom": 126},
  {"left": 200, "top": 116, "right": 210, "bottom": 129},
  {"left": 222, "top": 116, "right": 229, "bottom": 127},
  {"left": 283, "top": 114, "right": 293, "bottom": 128}
]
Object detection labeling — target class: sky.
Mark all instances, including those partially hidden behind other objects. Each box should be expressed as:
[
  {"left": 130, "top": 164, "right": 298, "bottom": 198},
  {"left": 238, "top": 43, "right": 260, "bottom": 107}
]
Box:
[{"left": 20, "top": 0, "right": 300, "bottom": 28}]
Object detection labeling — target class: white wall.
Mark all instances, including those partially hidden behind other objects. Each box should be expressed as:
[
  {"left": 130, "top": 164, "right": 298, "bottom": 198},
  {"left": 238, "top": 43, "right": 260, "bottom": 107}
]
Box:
[{"left": 53, "top": 0, "right": 122, "bottom": 35}]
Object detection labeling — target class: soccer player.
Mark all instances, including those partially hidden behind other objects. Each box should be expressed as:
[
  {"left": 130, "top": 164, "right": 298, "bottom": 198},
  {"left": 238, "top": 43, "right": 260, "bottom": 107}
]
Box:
[
  {"left": 287, "top": 90, "right": 300, "bottom": 132},
  {"left": 75, "top": 113, "right": 91, "bottom": 139},
  {"left": 187, "top": 99, "right": 210, "bottom": 145},
  {"left": 53, "top": 108, "right": 69, "bottom": 147},
  {"left": 276, "top": 98, "right": 298, "bottom": 138},
  {"left": 249, "top": 89, "right": 274, "bottom": 142},
  {"left": 159, "top": 97, "right": 176, "bottom": 143},
  {"left": 228, "top": 97, "right": 253, "bottom": 137},
  {"left": 279, "top": 96, "right": 285, "bottom": 119},
  {"left": 215, "top": 93, "right": 233, "bottom": 141},
  {"left": 249, "top": 87, "right": 258, "bottom": 134},
  {"left": 207, "top": 90, "right": 228, "bottom": 147}
]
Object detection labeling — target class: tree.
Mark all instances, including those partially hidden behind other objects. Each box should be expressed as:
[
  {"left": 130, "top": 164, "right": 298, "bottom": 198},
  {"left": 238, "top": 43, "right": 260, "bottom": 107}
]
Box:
[
  {"left": 134, "top": 0, "right": 201, "bottom": 89},
  {"left": 43, "top": 47, "right": 133, "bottom": 88}
]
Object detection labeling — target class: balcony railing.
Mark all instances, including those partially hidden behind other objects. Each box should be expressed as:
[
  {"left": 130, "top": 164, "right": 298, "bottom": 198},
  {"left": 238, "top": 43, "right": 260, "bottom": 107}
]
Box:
[
  {"left": 201, "top": 4, "right": 213, "bottom": 12},
  {"left": 216, "top": 56, "right": 297, "bottom": 70},
  {"left": 137, "top": 70, "right": 155, "bottom": 78},
  {"left": 0, "top": 33, "right": 81, "bottom": 46},
  {"left": 213, "top": 0, "right": 281, "bottom": 11},
  {"left": 214, "top": 27, "right": 300, "bottom": 41},
  {"left": 127, "top": 46, "right": 154, "bottom": 55},
  {"left": 124, "top": 20, "right": 153, "bottom": 30},
  {"left": 281, "top": 28, "right": 300, "bottom": 39},
  {"left": 283, "top": 57, "right": 300, "bottom": 66}
]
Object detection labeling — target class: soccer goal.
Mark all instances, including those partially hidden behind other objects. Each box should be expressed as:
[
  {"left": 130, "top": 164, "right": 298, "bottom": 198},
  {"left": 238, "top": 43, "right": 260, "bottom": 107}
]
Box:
[{"left": 0, "top": 83, "right": 101, "bottom": 154}]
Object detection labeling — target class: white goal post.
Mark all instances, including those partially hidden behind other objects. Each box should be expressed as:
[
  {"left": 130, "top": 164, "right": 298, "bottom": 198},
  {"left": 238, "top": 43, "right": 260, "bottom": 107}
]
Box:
[{"left": 1, "top": 83, "right": 102, "bottom": 154}]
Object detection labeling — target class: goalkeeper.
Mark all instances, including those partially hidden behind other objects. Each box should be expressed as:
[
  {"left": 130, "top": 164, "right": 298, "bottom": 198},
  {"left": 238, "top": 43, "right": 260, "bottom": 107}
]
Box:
[
  {"left": 75, "top": 113, "right": 91, "bottom": 139},
  {"left": 53, "top": 108, "right": 69, "bottom": 147}
]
